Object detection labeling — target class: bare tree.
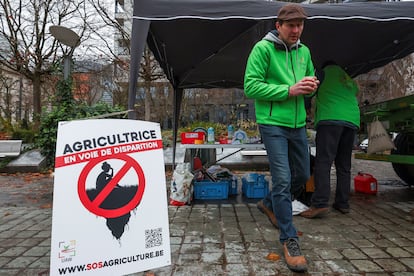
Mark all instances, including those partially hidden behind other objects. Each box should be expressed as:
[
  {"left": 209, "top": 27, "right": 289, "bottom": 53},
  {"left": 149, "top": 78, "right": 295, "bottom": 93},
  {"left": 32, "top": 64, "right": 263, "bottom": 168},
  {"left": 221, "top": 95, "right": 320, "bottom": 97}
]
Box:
[
  {"left": 88, "top": 0, "right": 170, "bottom": 121},
  {"left": 0, "top": 71, "right": 18, "bottom": 124},
  {"left": 139, "top": 46, "right": 166, "bottom": 121},
  {"left": 0, "top": 0, "right": 119, "bottom": 127}
]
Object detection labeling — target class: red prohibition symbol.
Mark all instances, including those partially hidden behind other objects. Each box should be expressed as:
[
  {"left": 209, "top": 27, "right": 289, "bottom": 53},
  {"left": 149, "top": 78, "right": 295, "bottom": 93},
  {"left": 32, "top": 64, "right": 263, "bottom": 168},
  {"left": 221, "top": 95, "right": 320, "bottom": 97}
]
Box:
[{"left": 78, "top": 154, "right": 145, "bottom": 218}]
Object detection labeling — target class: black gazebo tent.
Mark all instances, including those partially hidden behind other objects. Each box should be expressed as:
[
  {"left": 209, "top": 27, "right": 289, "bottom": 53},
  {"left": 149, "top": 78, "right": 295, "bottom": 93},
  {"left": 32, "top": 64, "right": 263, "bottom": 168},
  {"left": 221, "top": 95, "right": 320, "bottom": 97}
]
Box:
[{"left": 128, "top": 0, "right": 414, "bottom": 165}]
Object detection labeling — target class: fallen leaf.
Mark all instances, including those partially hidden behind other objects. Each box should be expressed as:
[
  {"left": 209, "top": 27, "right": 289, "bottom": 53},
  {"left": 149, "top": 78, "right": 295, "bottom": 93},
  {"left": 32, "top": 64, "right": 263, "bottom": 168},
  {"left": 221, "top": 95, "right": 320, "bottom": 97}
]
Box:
[
  {"left": 266, "top": 252, "right": 280, "bottom": 261},
  {"left": 41, "top": 203, "right": 52, "bottom": 209}
]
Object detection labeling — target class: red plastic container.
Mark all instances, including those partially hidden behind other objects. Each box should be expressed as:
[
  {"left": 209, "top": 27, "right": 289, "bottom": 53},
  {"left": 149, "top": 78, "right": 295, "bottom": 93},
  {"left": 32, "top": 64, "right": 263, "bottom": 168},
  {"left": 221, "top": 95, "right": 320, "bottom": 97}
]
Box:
[
  {"left": 354, "top": 172, "right": 378, "bottom": 195},
  {"left": 181, "top": 132, "right": 205, "bottom": 144}
]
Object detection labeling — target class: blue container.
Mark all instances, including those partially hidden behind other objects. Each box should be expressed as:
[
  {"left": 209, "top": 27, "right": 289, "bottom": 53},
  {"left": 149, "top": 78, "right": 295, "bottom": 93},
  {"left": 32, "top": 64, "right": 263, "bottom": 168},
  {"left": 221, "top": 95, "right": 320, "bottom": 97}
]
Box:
[
  {"left": 242, "top": 173, "right": 269, "bottom": 198},
  {"left": 194, "top": 180, "right": 229, "bottom": 199},
  {"left": 227, "top": 177, "right": 238, "bottom": 196}
]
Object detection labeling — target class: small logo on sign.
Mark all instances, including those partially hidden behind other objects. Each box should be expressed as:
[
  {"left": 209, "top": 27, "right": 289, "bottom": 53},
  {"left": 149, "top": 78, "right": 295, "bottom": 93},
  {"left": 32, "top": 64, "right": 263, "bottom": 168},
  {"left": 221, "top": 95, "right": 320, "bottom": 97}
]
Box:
[{"left": 58, "top": 240, "right": 76, "bottom": 262}]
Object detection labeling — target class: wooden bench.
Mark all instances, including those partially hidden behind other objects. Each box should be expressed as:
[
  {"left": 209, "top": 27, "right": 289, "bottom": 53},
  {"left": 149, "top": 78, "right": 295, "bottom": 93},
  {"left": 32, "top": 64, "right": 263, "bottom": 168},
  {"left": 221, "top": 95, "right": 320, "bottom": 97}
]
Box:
[{"left": 0, "top": 140, "right": 23, "bottom": 158}]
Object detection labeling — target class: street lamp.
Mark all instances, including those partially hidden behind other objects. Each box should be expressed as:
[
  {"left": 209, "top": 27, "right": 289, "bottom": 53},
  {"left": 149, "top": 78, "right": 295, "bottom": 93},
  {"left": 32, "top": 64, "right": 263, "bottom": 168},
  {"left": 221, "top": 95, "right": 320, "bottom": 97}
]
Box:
[{"left": 49, "top": 25, "right": 80, "bottom": 80}]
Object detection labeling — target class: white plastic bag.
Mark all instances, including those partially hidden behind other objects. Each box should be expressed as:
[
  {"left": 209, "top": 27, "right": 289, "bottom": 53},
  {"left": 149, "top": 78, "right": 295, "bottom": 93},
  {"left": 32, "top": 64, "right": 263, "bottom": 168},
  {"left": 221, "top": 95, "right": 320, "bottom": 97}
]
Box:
[
  {"left": 367, "top": 118, "right": 395, "bottom": 154},
  {"left": 170, "top": 163, "right": 194, "bottom": 206}
]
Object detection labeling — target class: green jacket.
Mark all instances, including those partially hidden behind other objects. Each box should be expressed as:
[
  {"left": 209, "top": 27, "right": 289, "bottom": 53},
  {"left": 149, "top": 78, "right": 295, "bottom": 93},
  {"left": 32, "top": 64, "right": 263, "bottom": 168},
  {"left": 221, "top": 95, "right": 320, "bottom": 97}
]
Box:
[
  {"left": 244, "top": 30, "right": 315, "bottom": 128},
  {"left": 314, "top": 64, "right": 360, "bottom": 128}
]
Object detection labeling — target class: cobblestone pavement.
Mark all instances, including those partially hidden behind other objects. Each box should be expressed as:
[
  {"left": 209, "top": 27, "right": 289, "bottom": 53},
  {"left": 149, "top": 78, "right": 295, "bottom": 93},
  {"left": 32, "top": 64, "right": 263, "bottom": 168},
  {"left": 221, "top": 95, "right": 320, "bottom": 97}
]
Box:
[{"left": 0, "top": 157, "right": 414, "bottom": 275}]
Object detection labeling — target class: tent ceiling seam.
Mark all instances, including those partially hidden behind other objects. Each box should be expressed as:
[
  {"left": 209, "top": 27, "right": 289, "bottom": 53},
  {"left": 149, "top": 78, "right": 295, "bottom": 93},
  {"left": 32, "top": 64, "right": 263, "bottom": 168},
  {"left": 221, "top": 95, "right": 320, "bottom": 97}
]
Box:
[{"left": 133, "top": 15, "right": 414, "bottom": 21}]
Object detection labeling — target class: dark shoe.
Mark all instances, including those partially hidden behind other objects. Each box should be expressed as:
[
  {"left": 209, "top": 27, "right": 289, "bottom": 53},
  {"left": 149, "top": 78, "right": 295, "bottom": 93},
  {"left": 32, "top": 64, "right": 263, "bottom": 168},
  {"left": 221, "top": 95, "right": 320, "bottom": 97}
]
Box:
[
  {"left": 257, "top": 200, "right": 278, "bottom": 228},
  {"left": 283, "top": 238, "right": 307, "bottom": 272},
  {"left": 332, "top": 203, "right": 350, "bottom": 214},
  {"left": 300, "top": 206, "right": 329, "bottom": 219}
]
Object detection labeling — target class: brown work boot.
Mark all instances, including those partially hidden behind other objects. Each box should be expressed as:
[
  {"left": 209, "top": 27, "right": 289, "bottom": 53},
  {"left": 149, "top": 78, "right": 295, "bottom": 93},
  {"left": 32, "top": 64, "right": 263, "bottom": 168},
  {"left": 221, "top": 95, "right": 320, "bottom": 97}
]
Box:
[
  {"left": 256, "top": 200, "right": 278, "bottom": 228},
  {"left": 283, "top": 238, "right": 307, "bottom": 272},
  {"left": 300, "top": 206, "right": 329, "bottom": 219}
]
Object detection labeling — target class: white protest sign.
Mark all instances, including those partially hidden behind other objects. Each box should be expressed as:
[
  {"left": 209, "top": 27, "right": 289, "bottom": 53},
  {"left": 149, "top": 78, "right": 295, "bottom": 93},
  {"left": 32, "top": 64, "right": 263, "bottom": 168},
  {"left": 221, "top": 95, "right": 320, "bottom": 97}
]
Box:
[{"left": 50, "top": 119, "right": 171, "bottom": 276}]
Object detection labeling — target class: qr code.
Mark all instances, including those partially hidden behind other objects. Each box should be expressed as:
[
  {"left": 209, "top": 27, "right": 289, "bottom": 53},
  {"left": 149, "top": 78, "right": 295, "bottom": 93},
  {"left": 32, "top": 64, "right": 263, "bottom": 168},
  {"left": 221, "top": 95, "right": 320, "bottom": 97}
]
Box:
[{"left": 145, "top": 228, "right": 162, "bottom": 248}]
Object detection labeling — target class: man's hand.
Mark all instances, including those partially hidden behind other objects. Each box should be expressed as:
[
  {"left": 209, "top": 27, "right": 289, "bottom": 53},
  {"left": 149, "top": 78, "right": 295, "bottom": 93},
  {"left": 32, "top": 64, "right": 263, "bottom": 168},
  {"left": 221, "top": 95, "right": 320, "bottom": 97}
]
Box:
[{"left": 289, "top": 76, "right": 319, "bottom": 97}]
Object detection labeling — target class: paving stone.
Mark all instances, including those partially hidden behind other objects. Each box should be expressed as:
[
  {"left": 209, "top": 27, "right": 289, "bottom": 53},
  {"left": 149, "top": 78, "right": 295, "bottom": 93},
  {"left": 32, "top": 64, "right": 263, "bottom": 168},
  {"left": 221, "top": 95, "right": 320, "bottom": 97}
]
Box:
[
  {"left": 0, "top": 238, "right": 25, "bottom": 248},
  {"left": 325, "top": 259, "right": 359, "bottom": 273},
  {"left": 0, "top": 247, "right": 28, "bottom": 257},
  {"left": 374, "top": 258, "right": 408, "bottom": 272},
  {"left": 310, "top": 260, "right": 335, "bottom": 273},
  {"left": 224, "top": 263, "right": 250, "bottom": 275},
  {"left": 180, "top": 243, "right": 202, "bottom": 254},
  {"left": 351, "top": 239, "right": 376, "bottom": 248},
  {"left": 314, "top": 248, "right": 343, "bottom": 260},
  {"left": 202, "top": 234, "right": 222, "bottom": 243},
  {"left": 200, "top": 252, "right": 224, "bottom": 264},
  {"left": 403, "top": 247, "right": 414, "bottom": 254},
  {"left": 202, "top": 243, "right": 223, "bottom": 253},
  {"left": 224, "top": 251, "right": 248, "bottom": 264},
  {"left": 250, "top": 261, "right": 279, "bottom": 274},
  {"left": 399, "top": 258, "right": 414, "bottom": 270},
  {"left": 247, "top": 250, "right": 273, "bottom": 263},
  {"left": 176, "top": 253, "right": 200, "bottom": 265},
  {"left": 22, "top": 246, "right": 49, "bottom": 257},
  {"left": 386, "top": 247, "right": 413, "bottom": 258},
  {"left": 38, "top": 239, "right": 51, "bottom": 247},
  {"left": 182, "top": 234, "right": 202, "bottom": 244},
  {"left": 370, "top": 238, "right": 397, "bottom": 248},
  {"left": 390, "top": 238, "right": 414, "bottom": 247},
  {"left": 0, "top": 257, "right": 12, "bottom": 267},
  {"left": 169, "top": 236, "right": 183, "bottom": 245},
  {"left": 0, "top": 269, "right": 20, "bottom": 275},
  {"left": 3, "top": 256, "right": 38, "bottom": 268},
  {"left": 14, "top": 231, "right": 39, "bottom": 239},
  {"left": 342, "top": 248, "right": 368, "bottom": 259},
  {"left": 350, "top": 259, "right": 383, "bottom": 272},
  {"left": 32, "top": 231, "right": 50, "bottom": 238},
  {"left": 360, "top": 247, "right": 391, "bottom": 258}
]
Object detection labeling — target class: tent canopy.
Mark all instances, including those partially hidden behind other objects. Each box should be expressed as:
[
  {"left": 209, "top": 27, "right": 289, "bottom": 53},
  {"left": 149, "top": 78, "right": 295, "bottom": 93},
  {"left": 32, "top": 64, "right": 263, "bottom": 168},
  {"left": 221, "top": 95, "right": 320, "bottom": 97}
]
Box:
[
  {"left": 128, "top": 0, "right": 414, "bottom": 165},
  {"left": 130, "top": 0, "right": 414, "bottom": 91}
]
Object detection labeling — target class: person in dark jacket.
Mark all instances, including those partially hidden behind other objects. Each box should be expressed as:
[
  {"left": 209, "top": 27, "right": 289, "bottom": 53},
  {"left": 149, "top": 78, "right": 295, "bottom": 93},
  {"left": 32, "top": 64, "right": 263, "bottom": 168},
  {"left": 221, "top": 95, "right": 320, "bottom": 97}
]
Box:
[
  {"left": 244, "top": 3, "right": 319, "bottom": 272},
  {"left": 301, "top": 61, "right": 360, "bottom": 218}
]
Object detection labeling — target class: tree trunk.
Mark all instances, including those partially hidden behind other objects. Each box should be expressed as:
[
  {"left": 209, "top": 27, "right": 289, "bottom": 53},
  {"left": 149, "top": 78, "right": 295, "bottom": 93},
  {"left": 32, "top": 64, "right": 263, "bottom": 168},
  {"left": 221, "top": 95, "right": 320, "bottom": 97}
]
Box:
[
  {"left": 144, "top": 84, "right": 151, "bottom": 121},
  {"left": 32, "top": 74, "right": 42, "bottom": 127}
]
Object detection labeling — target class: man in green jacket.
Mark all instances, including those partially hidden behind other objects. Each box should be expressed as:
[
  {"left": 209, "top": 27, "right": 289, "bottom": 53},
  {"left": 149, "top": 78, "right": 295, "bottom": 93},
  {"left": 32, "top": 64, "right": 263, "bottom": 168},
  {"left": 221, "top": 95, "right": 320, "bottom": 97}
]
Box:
[
  {"left": 301, "top": 62, "right": 360, "bottom": 218},
  {"left": 244, "top": 3, "right": 319, "bottom": 273}
]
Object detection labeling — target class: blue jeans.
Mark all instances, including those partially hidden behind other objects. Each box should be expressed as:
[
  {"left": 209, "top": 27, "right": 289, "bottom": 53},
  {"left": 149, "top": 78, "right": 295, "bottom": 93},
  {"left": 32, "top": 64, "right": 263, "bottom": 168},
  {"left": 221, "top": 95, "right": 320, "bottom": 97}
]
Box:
[{"left": 259, "top": 124, "right": 310, "bottom": 243}]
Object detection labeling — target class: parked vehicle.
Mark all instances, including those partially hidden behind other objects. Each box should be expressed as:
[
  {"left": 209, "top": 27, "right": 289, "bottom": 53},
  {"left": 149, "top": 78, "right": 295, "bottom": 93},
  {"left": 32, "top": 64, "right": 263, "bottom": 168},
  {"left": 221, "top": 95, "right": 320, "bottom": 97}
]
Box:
[
  {"left": 359, "top": 139, "right": 369, "bottom": 152},
  {"left": 355, "top": 94, "right": 414, "bottom": 185}
]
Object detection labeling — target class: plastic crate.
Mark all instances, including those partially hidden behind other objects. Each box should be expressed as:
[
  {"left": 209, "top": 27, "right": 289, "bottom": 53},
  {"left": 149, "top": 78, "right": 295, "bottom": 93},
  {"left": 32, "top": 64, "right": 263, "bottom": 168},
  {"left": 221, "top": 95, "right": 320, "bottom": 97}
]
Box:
[
  {"left": 194, "top": 180, "right": 229, "bottom": 199},
  {"left": 242, "top": 173, "right": 269, "bottom": 198},
  {"left": 181, "top": 132, "right": 205, "bottom": 144},
  {"left": 227, "top": 177, "right": 238, "bottom": 196},
  {"left": 215, "top": 177, "right": 238, "bottom": 196}
]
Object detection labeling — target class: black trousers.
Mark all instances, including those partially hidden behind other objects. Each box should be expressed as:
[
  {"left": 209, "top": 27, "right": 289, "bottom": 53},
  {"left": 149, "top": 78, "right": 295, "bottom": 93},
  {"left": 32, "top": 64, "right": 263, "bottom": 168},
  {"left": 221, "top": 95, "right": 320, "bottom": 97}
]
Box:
[{"left": 312, "top": 124, "right": 356, "bottom": 208}]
